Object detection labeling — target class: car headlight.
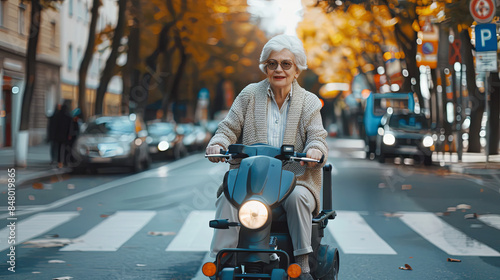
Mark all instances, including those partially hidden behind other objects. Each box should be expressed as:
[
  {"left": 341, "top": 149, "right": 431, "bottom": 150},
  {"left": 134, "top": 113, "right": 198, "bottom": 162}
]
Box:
[
  {"left": 383, "top": 134, "right": 396, "bottom": 145},
  {"left": 423, "top": 135, "right": 434, "bottom": 147},
  {"left": 238, "top": 200, "right": 269, "bottom": 229},
  {"left": 158, "top": 141, "right": 170, "bottom": 151}
]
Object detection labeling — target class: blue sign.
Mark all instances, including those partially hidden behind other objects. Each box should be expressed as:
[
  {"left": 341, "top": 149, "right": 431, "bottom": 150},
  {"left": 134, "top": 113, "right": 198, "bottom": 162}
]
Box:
[
  {"left": 198, "top": 88, "right": 209, "bottom": 100},
  {"left": 475, "top": 23, "right": 498, "bottom": 52}
]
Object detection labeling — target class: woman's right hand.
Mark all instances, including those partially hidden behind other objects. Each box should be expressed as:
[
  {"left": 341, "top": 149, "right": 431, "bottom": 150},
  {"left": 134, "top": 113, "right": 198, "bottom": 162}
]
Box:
[{"left": 206, "top": 145, "right": 225, "bottom": 163}]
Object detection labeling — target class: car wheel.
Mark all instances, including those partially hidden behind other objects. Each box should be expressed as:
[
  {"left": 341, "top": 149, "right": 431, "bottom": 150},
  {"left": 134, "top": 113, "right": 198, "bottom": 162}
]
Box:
[
  {"left": 378, "top": 154, "right": 385, "bottom": 163},
  {"left": 424, "top": 155, "right": 432, "bottom": 166},
  {"left": 133, "top": 153, "right": 144, "bottom": 173}
]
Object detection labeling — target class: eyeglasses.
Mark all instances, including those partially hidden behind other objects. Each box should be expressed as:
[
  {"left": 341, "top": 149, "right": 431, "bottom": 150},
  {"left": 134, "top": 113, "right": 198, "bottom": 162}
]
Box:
[{"left": 266, "top": 59, "right": 294, "bottom": 71}]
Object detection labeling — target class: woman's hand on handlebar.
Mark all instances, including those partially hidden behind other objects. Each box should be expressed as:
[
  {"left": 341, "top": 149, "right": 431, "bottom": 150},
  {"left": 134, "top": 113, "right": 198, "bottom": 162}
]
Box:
[
  {"left": 206, "top": 145, "right": 225, "bottom": 163},
  {"left": 301, "top": 148, "right": 322, "bottom": 168}
]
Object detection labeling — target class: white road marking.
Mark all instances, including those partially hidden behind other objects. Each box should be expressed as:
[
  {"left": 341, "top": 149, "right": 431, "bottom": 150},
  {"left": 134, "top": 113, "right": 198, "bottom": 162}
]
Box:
[
  {"left": 0, "top": 154, "right": 204, "bottom": 220},
  {"left": 478, "top": 214, "right": 500, "bottom": 231},
  {"left": 398, "top": 212, "right": 500, "bottom": 256},
  {"left": 327, "top": 210, "right": 397, "bottom": 255},
  {"left": 60, "top": 211, "right": 156, "bottom": 251},
  {"left": 0, "top": 212, "right": 79, "bottom": 251},
  {"left": 166, "top": 210, "right": 215, "bottom": 252}
]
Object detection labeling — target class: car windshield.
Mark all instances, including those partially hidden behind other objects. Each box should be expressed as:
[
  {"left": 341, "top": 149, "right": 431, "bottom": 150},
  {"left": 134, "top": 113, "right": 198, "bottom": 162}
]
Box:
[
  {"left": 148, "top": 123, "right": 175, "bottom": 135},
  {"left": 83, "top": 118, "right": 135, "bottom": 135},
  {"left": 389, "top": 114, "right": 429, "bottom": 131}
]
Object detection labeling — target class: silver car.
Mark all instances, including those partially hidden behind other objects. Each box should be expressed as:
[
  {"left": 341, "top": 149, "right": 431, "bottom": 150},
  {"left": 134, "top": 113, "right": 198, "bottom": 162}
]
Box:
[{"left": 73, "top": 114, "right": 151, "bottom": 173}]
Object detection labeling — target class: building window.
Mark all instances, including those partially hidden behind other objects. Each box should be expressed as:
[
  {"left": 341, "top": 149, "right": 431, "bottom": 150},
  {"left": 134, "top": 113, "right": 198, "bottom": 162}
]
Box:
[
  {"left": 69, "top": 0, "right": 73, "bottom": 17},
  {"left": 51, "top": 21, "right": 57, "bottom": 48},
  {"left": 0, "top": 1, "right": 5, "bottom": 27},
  {"left": 18, "top": 4, "right": 26, "bottom": 35},
  {"left": 68, "top": 44, "right": 73, "bottom": 71}
]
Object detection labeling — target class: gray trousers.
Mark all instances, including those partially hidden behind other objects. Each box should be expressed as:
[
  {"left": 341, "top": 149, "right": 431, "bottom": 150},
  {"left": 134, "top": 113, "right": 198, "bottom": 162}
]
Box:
[{"left": 210, "top": 185, "right": 316, "bottom": 258}]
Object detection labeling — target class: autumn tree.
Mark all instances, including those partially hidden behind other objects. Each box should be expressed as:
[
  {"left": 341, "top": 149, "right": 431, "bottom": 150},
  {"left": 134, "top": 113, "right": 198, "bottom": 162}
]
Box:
[
  {"left": 78, "top": 0, "right": 101, "bottom": 122},
  {"left": 17, "top": 0, "right": 61, "bottom": 166}
]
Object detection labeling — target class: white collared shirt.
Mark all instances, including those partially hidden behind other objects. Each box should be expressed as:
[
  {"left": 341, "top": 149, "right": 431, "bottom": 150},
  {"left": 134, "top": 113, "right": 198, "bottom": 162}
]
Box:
[{"left": 267, "top": 84, "right": 292, "bottom": 148}]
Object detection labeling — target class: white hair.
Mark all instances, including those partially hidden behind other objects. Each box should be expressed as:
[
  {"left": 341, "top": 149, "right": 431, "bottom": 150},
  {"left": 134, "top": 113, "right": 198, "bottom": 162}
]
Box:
[{"left": 258, "top": 34, "right": 308, "bottom": 75}]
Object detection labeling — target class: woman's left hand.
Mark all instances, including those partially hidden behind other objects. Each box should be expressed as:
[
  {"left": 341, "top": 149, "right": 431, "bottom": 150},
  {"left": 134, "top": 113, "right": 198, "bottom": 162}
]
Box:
[{"left": 301, "top": 148, "right": 323, "bottom": 168}]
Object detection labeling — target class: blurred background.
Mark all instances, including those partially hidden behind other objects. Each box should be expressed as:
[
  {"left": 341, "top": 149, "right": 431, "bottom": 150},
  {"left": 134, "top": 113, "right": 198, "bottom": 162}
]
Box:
[{"left": 1, "top": 0, "right": 499, "bottom": 166}]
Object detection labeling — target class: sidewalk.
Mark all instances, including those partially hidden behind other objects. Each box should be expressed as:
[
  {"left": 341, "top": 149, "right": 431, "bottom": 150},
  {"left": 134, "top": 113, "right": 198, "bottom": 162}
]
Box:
[
  {"left": 0, "top": 143, "right": 71, "bottom": 188},
  {"left": 1, "top": 140, "right": 499, "bottom": 189}
]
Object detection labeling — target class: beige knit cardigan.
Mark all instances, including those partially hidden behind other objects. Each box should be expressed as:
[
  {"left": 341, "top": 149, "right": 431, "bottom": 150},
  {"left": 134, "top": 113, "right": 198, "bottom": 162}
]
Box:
[{"left": 208, "top": 79, "right": 328, "bottom": 215}]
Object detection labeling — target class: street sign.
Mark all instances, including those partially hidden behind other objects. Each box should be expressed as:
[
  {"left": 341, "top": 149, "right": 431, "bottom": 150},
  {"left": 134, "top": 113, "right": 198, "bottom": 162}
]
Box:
[
  {"left": 476, "top": 51, "right": 498, "bottom": 72},
  {"left": 475, "top": 23, "right": 498, "bottom": 52},
  {"left": 470, "top": 0, "right": 496, "bottom": 23}
]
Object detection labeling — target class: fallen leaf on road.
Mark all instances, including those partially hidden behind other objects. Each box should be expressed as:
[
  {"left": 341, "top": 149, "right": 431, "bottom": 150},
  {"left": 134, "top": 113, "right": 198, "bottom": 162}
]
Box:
[
  {"left": 76, "top": 207, "right": 83, "bottom": 211},
  {"left": 28, "top": 195, "right": 35, "bottom": 200},
  {"left": 447, "top": 258, "right": 461, "bottom": 262},
  {"left": 378, "top": 183, "right": 386, "bottom": 189},
  {"left": 398, "top": 264, "right": 412, "bottom": 270},
  {"left": 53, "top": 277, "right": 73, "bottom": 280},
  {"left": 384, "top": 212, "right": 403, "bottom": 218},
  {"left": 67, "top": 184, "right": 75, "bottom": 190},
  {"left": 457, "top": 204, "right": 471, "bottom": 210},
  {"left": 402, "top": 184, "right": 412, "bottom": 190},
  {"left": 48, "top": 260, "right": 66, "bottom": 264},
  {"left": 33, "top": 182, "right": 44, "bottom": 189},
  {"left": 100, "top": 214, "right": 109, "bottom": 218},
  {"left": 464, "top": 213, "right": 478, "bottom": 219},
  {"left": 24, "top": 238, "right": 82, "bottom": 248},
  {"left": 148, "top": 231, "right": 176, "bottom": 236}
]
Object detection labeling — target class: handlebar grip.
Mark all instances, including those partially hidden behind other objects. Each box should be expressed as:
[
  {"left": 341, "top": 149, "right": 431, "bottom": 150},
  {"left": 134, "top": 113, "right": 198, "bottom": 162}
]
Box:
[{"left": 294, "top": 153, "right": 324, "bottom": 163}]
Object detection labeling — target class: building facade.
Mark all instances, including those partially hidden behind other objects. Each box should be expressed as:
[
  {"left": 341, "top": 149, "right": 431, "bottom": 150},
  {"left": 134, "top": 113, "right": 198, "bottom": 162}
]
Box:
[
  {"left": 59, "top": 0, "right": 122, "bottom": 119},
  {"left": 0, "top": 0, "right": 123, "bottom": 148},
  {"left": 0, "top": 0, "right": 61, "bottom": 147}
]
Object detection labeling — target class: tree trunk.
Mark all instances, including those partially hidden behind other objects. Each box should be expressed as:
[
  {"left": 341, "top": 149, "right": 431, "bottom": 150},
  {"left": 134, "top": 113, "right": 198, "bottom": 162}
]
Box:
[
  {"left": 461, "top": 30, "right": 483, "bottom": 153},
  {"left": 122, "top": 0, "right": 141, "bottom": 115},
  {"left": 488, "top": 72, "right": 499, "bottom": 155},
  {"left": 168, "top": 30, "right": 189, "bottom": 122},
  {"left": 94, "top": 0, "right": 127, "bottom": 115},
  {"left": 17, "top": 0, "right": 42, "bottom": 167},
  {"left": 78, "top": 0, "right": 101, "bottom": 121}
]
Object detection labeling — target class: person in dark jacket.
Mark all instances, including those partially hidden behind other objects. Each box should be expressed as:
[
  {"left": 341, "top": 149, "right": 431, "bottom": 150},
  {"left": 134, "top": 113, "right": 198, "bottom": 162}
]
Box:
[{"left": 48, "top": 104, "right": 73, "bottom": 167}]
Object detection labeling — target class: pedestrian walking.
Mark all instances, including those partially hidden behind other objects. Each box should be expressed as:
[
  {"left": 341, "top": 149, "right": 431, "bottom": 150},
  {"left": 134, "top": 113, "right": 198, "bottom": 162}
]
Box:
[{"left": 47, "top": 103, "right": 73, "bottom": 167}]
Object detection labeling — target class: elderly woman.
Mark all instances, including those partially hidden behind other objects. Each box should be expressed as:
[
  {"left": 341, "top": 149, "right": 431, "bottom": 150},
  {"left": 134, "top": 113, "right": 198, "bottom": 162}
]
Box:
[{"left": 206, "top": 34, "right": 328, "bottom": 279}]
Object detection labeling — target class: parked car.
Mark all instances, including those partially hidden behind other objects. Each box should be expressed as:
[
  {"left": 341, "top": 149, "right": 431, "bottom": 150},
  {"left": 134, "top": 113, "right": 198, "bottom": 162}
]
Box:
[
  {"left": 375, "top": 111, "right": 434, "bottom": 165},
  {"left": 73, "top": 114, "right": 151, "bottom": 173},
  {"left": 146, "top": 121, "right": 186, "bottom": 160},
  {"left": 177, "top": 123, "right": 211, "bottom": 152}
]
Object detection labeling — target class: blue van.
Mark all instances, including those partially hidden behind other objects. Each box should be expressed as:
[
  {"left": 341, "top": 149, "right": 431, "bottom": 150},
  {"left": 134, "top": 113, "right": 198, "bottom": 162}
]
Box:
[{"left": 364, "top": 92, "right": 415, "bottom": 158}]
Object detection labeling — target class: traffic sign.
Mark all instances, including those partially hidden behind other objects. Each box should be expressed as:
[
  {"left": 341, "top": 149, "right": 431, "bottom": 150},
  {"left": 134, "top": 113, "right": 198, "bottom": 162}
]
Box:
[
  {"left": 470, "top": 0, "right": 496, "bottom": 23},
  {"left": 476, "top": 51, "right": 497, "bottom": 72},
  {"left": 475, "top": 23, "right": 498, "bottom": 52}
]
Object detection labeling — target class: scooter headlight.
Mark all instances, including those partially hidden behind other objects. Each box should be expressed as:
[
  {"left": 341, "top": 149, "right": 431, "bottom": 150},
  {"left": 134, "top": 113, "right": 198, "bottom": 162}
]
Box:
[{"left": 238, "top": 200, "right": 269, "bottom": 229}]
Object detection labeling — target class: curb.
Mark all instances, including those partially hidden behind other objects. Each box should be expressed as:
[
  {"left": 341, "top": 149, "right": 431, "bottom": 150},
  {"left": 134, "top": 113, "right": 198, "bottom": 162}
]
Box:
[{"left": 0, "top": 167, "right": 72, "bottom": 192}]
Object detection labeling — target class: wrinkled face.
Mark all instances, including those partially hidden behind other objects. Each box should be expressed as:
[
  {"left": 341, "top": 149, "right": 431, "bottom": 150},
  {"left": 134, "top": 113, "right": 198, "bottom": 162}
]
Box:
[{"left": 265, "top": 49, "right": 299, "bottom": 92}]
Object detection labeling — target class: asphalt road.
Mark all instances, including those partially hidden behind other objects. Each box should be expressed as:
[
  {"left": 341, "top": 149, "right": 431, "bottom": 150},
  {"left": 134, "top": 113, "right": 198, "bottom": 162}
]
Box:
[{"left": 0, "top": 139, "right": 499, "bottom": 279}]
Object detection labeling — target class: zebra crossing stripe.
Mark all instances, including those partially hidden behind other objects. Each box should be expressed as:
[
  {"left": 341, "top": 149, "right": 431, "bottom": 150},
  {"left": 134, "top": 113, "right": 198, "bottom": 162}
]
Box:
[
  {"left": 60, "top": 211, "right": 156, "bottom": 251},
  {"left": 398, "top": 212, "right": 500, "bottom": 256},
  {"left": 478, "top": 214, "right": 500, "bottom": 231},
  {"left": 0, "top": 212, "right": 79, "bottom": 251},
  {"left": 326, "top": 210, "right": 397, "bottom": 255},
  {"left": 166, "top": 210, "right": 215, "bottom": 252}
]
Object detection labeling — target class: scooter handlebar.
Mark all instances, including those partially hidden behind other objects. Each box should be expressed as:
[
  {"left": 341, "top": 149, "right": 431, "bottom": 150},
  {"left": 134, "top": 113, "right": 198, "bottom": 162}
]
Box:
[{"left": 205, "top": 149, "right": 324, "bottom": 164}]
